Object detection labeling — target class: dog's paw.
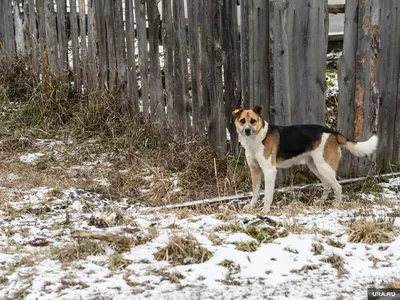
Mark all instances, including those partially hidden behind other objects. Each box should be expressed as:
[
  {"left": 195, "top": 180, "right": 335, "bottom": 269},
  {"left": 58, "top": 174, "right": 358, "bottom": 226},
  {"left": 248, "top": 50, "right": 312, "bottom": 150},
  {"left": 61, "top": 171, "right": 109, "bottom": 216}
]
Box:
[
  {"left": 243, "top": 203, "right": 255, "bottom": 211},
  {"left": 263, "top": 206, "right": 271, "bottom": 214}
]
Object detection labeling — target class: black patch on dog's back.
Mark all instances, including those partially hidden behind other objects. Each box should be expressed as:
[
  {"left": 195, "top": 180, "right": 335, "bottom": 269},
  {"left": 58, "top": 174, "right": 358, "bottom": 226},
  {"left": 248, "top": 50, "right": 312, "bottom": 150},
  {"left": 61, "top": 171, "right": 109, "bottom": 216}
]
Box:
[{"left": 270, "top": 124, "right": 336, "bottom": 160}]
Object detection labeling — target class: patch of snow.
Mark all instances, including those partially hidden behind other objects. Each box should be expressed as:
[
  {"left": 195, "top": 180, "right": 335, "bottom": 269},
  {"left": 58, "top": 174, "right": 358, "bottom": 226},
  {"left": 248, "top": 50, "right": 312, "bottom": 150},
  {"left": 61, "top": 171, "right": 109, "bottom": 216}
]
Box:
[{"left": 19, "top": 152, "right": 45, "bottom": 164}]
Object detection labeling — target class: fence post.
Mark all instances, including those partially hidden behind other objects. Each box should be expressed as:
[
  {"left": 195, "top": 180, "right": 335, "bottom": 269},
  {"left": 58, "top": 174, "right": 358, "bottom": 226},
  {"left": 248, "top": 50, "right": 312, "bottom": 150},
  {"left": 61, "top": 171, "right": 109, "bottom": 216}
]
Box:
[
  {"left": 338, "top": 0, "right": 381, "bottom": 176},
  {"left": 222, "top": 0, "right": 241, "bottom": 154},
  {"left": 135, "top": 0, "right": 150, "bottom": 119},
  {"left": 125, "top": 0, "right": 140, "bottom": 117},
  {"left": 0, "top": 0, "right": 15, "bottom": 60},
  {"left": 147, "top": 0, "right": 165, "bottom": 125},
  {"left": 172, "top": 0, "right": 190, "bottom": 132}
]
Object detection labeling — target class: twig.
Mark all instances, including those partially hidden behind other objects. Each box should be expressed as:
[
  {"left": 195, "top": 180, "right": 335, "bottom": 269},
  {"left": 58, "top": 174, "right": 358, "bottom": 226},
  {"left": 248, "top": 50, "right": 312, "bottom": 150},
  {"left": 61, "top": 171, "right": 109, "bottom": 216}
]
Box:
[
  {"left": 71, "top": 229, "right": 131, "bottom": 243},
  {"left": 142, "top": 172, "right": 400, "bottom": 212}
]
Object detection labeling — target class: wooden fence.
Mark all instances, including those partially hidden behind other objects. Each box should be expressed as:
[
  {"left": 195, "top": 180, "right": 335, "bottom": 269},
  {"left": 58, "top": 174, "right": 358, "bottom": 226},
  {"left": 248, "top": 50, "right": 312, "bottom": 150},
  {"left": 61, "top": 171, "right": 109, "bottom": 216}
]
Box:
[{"left": 0, "top": 0, "right": 399, "bottom": 176}]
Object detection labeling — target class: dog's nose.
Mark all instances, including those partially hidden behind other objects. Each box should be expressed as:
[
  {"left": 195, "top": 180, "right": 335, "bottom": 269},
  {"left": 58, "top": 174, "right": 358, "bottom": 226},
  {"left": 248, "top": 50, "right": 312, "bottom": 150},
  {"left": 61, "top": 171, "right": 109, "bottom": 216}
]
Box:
[{"left": 244, "top": 128, "right": 251, "bottom": 136}]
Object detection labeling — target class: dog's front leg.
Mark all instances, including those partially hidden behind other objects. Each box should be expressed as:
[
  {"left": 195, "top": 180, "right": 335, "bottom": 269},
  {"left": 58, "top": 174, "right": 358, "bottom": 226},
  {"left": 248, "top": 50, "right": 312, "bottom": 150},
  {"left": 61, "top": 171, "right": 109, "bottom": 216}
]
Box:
[
  {"left": 244, "top": 163, "right": 262, "bottom": 210},
  {"left": 262, "top": 166, "right": 277, "bottom": 214}
]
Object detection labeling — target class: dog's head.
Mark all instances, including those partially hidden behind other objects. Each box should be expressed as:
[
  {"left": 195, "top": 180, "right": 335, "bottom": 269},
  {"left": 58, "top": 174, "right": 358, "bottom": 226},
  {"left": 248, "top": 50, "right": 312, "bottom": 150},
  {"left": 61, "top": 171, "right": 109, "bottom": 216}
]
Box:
[{"left": 232, "top": 105, "right": 264, "bottom": 137}]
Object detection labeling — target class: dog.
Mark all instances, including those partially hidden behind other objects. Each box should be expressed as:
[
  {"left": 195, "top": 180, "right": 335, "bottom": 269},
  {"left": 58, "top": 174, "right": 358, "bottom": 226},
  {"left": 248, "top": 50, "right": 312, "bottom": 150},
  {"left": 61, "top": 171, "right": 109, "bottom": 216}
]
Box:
[{"left": 233, "top": 105, "right": 378, "bottom": 213}]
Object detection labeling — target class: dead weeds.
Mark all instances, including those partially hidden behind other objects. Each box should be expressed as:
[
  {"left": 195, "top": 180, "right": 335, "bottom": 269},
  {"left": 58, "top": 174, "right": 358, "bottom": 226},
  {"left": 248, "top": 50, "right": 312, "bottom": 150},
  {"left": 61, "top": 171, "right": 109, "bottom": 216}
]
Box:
[
  {"left": 154, "top": 234, "right": 212, "bottom": 265},
  {"left": 348, "top": 219, "right": 396, "bottom": 244}
]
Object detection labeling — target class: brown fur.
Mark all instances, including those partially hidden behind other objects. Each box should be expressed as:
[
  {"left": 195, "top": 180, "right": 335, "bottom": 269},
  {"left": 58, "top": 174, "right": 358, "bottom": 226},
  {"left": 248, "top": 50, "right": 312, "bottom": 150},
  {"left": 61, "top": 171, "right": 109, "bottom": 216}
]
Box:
[
  {"left": 262, "top": 130, "right": 278, "bottom": 165},
  {"left": 323, "top": 134, "right": 341, "bottom": 171}
]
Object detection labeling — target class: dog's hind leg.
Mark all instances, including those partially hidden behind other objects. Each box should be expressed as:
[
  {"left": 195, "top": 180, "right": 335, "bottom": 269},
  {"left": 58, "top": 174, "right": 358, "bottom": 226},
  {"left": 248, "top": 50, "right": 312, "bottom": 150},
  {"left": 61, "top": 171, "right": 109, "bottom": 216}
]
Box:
[
  {"left": 314, "top": 161, "right": 342, "bottom": 203},
  {"left": 244, "top": 163, "right": 262, "bottom": 210},
  {"left": 306, "top": 160, "right": 331, "bottom": 201}
]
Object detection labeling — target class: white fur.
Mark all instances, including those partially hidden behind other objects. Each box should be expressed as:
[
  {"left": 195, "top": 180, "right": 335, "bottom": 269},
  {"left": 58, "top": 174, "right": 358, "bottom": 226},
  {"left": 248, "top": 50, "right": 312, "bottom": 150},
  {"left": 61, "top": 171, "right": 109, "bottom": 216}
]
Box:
[{"left": 345, "top": 135, "right": 378, "bottom": 157}]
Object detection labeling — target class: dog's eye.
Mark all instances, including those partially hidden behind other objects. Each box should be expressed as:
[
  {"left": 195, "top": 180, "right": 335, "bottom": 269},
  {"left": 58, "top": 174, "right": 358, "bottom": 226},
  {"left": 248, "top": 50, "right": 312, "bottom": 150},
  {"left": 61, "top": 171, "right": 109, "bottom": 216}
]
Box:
[
  {"left": 239, "top": 119, "right": 245, "bottom": 124},
  {"left": 250, "top": 119, "right": 256, "bottom": 124}
]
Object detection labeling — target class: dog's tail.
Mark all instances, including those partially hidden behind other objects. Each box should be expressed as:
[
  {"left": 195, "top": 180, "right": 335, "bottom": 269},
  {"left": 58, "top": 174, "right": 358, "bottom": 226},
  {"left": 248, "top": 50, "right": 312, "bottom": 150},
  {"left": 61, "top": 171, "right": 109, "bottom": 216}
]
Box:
[{"left": 336, "top": 133, "right": 378, "bottom": 157}]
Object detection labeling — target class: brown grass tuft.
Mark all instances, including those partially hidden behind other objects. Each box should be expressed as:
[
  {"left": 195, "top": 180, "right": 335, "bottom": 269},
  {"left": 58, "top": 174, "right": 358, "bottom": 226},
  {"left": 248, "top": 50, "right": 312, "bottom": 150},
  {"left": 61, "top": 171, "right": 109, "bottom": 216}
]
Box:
[
  {"left": 348, "top": 220, "right": 396, "bottom": 244},
  {"left": 154, "top": 234, "right": 212, "bottom": 265}
]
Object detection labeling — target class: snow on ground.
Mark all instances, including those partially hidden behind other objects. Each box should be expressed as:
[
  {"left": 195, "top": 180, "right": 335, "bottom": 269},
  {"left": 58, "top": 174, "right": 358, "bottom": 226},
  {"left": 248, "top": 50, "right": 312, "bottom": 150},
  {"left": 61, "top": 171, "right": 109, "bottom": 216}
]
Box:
[{"left": 1, "top": 139, "right": 400, "bottom": 300}]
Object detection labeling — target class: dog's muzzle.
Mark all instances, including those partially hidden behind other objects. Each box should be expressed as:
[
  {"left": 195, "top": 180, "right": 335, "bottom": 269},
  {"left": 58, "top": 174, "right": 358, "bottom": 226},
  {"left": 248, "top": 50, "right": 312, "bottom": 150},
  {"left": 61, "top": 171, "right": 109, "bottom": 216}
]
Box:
[{"left": 244, "top": 127, "right": 252, "bottom": 136}]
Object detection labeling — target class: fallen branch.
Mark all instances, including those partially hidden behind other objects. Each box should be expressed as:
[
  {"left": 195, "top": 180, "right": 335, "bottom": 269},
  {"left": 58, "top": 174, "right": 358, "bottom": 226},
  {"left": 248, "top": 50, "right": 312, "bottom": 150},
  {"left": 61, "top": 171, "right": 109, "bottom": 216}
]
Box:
[
  {"left": 71, "top": 229, "right": 131, "bottom": 243},
  {"left": 142, "top": 172, "right": 400, "bottom": 212}
]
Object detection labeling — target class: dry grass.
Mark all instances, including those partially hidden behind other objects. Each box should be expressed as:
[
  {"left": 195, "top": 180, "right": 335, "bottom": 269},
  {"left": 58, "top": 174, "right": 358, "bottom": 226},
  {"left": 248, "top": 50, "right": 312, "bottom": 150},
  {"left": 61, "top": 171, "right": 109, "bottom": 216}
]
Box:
[
  {"left": 52, "top": 240, "right": 106, "bottom": 264},
  {"left": 348, "top": 219, "right": 396, "bottom": 244},
  {"left": 234, "top": 241, "right": 259, "bottom": 252},
  {"left": 154, "top": 234, "right": 212, "bottom": 265},
  {"left": 321, "top": 253, "right": 347, "bottom": 276},
  {"left": 108, "top": 254, "right": 132, "bottom": 271},
  {"left": 385, "top": 278, "right": 400, "bottom": 289}
]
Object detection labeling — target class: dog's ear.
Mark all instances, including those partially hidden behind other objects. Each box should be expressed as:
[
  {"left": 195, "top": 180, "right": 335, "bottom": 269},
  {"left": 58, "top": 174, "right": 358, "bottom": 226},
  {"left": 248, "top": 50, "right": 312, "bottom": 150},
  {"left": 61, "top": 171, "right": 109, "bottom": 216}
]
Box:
[
  {"left": 232, "top": 108, "right": 243, "bottom": 119},
  {"left": 253, "top": 105, "right": 263, "bottom": 117}
]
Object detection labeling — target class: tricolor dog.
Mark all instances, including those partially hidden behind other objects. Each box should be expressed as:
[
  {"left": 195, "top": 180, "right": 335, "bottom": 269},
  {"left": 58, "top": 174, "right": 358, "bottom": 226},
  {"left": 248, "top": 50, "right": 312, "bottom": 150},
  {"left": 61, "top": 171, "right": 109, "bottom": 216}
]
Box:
[{"left": 233, "top": 105, "right": 378, "bottom": 213}]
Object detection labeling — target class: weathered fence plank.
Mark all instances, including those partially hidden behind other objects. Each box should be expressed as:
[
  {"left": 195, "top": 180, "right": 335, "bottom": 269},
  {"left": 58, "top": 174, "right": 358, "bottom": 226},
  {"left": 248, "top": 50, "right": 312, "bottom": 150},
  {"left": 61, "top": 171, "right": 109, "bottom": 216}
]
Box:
[
  {"left": 270, "top": 0, "right": 290, "bottom": 125},
  {"left": 0, "top": 0, "right": 15, "bottom": 59},
  {"left": 240, "top": 0, "right": 250, "bottom": 108},
  {"left": 172, "top": 0, "right": 190, "bottom": 131},
  {"left": 56, "top": 0, "right": 68, "bottom": 73},
  {"left": 104, "top": 0, "right": 116, "bottom": 91},
  {"left": 114, "top": 0, "right": 128, "bottom": 114},
  {"left": 79, "top": 0, "right": 88, "bottom": 88},
  {"left": 187, "top": 0, "right": 202, "bottom": 134},
  {"left": 125, "top": 0, "right": 139, "bottom": 117},
  {"left": 222, "top": 0, "right": 241, "bottom": 154},
  {"left": 134, "top": 0, "right": 150, "bottom": 118},
  {"left": 45, "top": 0, "right": 59, "bottom": 76},
  {"left": 114, "top": 0, "right": 126, "bottom": 88},
  {"left": 27, "top": 0, "right": 39, "bottom": 71},
  {"left": 147, "top": 0, "right": 164, "bottom": 125},
  {"left": 14, "top": 1, "right": 25, "bottom": 56},
  {"left": 87, "top": 0, "right": 97, "bottom": 91},
  {"left": 338, "top": 0, "right": 380, "bottom": 176},
  {"left": 70, "top": 0, "right": 81, "bottom": 91},
  {"left": 288, "top": 0, "right": 328, "bottom": 125},
  {"left": 162, "top": 0, "right": 174, "bottom": 123},
  {"left": 376, "top": 1, "right": 400, "bottom": 169},
  {"left": 251, "top": 0, "right": 270, "bottom": 116},
  {"left": 95, "top": 0, "right": 107, "bottom": 89}
]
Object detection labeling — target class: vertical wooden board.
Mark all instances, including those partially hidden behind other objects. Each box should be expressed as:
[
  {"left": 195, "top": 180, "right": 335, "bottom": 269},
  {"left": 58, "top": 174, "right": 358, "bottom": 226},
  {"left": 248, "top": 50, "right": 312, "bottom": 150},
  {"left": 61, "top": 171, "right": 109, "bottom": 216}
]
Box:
[
  {"left": 199, "top": 0, "right": 225, "bottom": 153},
  {"left": 23, "top": 0, "right": 31, "bottom": 58},
  {"left": 95, "top": 0, "right": 107, "bottom": 89},
  {"left": 212, "top": 0, "right": 226, "bottom": 154},
  {"left": 270, "top": 0, "right": 291, "bottom": 126},
  {"left": 172, "top": 0, "right": 189, "bottom": 131},
  {"left": 134, "top": 0, "right": 149, "bottom": 118},
  {"left": 162, "top": 0, "right": 174, "bottom": 122},
  {"left": 37, "top": 0, "right": 46, "bottom": 73},
  {"left": 79, "top": 0, "right": 87, "bottom": 88},
  {"left": 28, "top": 0, "right": 39, "bottom": 71},
  {"left": 3, "top": 0, "right": 16, "bottom": 58},
  {"left": 56, "top": 0, "right": 68, "bottom": 73},
  {"left": 87, "top": 0, "right": 98, "bottom": 91},
  {"left": 222, "top": 0, "right": 241, "bottom": 154},
  {"left": 147, "top": 0, "right": 164, "bottom": 124},
  {"left": 14, "top": 1, "right": 25, "bottom": 56},
  {"left": 376, "top": 1, "right": 400, "bottom": 169},
  {"left": 240, "top": 0, "right": 250, "bottom": 108},
  {"left": 394, "top": 3, "right": 400, "bottom": 165},
  {"left": 70, "top": 0, "right": 81, "bottom": 90},
  {"left": 287, "top": 0, "right": 327, "bottom": 125},
  {"left": 45, "top": 0, "right": 60, "bottom": 76},
  {"left": 251, "top": 0, "right": 269, "bottom": 118},
  {"left": 337, "top": 0, "right": 358, "bottom": 176},
  {"left": 104, "top": 0, "right": 116, "bottom": 91},
  {"left": 351, "top": 0, "right": 379, "bottom": 176},
  {"left": 187, "top": 0, "right": 202, "bottom": 134},
  {"left": 125, "top": 0, "right": 139, "bottom": 117},
  {"left": 114, "top": 0, "right": 126, "bottom": 89}
]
